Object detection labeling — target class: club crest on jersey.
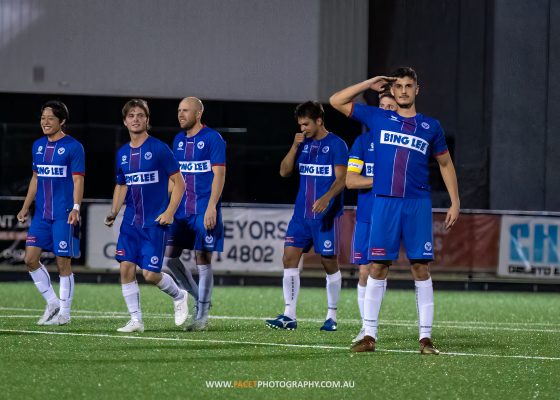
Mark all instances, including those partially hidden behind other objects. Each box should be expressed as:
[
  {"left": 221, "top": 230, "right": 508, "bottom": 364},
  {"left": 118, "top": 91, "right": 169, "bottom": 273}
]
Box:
[
  {"left": 57, "top": 147, "right": 65, "bottom": 155},
  {"left": 150, "top": 256, "right": 159, "bottom": 265},
  {"left": 322, "top": 146, "right": 330, "bottom": 154},
  {"left": 59, "top": 241, "right": 68, "bottom": 249},
  {"left": 421, "top": 122, "right": 430, "bottom": 129},
  {"left": 299, "top": 163, "right": 332, "bottom": 177},
  {"left": 178, "top": 141, "right": 184, "bottom": 149},
  {"left": 121, "top": 155, "right": 128, "bottom": 164},
  {"left": 36, "top": 146, "right": 43, "bottom": 154},
  {"left": 380, "top": 130, "right": 429, "bottom": 155},
  {"left": 144, "top": 152, "right": 153, "bottom": 160},
  {"left": 197, "top": 141, "right": 205, "bottom": 150}
]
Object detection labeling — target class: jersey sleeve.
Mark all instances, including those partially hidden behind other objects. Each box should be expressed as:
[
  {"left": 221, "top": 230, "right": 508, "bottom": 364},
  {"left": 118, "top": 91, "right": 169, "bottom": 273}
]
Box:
[
  {"left": 210, "top": 133, "right": 226, "bottom": 166},
  {"left": 347, "top": 136, "right": 365, "bottom": 173},
  {"left": 350, "top": 103, "right": 381, "bottom": 125},
  {"left": 115, "top": 151, "right": 126, "bottom": 185},
  {"left": 70, "top": 142, "right": 86, "bottom": 176},
  {"left": 160, "top": 143, "right": 181, "bottom": 177},
  {"left": 431, "top": 120, "right": 449, "bottom": 156},
  {"left": 333, "top": 138, "right": 349, "bottom": 166}
]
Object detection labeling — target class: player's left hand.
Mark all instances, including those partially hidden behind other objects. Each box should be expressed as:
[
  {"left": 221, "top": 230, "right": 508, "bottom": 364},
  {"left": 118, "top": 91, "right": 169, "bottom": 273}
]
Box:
[
  {"left": 312, "top": 196, "right": 330, "bottom": 214},
  {"left": 67, "top": 209, "right": 80, "bottom": 225},
  {"left": 204, "top": 207, "right": 217, "bottom": 230},
  {"left": 445, "top": 204, "right": 460, "bottom": 230},
  {"left": 156, "top": 211, "right": 174, "bottom": 226}
]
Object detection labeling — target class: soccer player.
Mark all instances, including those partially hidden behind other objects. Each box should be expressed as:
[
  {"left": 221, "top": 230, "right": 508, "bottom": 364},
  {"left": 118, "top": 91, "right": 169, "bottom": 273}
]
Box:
[
  {"left": 104, "top": 99, "right": 188, "bottom": 333},
  {"left": 347, "top": 92, "right": 397, "bottom": 343},
  {"left": 163, "top": 97, "right": 226, "bottom": 331},
  {"left": 330, "top": 67, "right": 460, "bottom": 354},
  {"left": 17, "top": 100, "right": 84, "bottom": 326},
  {"left": 265, "top": 101, "right": 348, "bottom": 331}
]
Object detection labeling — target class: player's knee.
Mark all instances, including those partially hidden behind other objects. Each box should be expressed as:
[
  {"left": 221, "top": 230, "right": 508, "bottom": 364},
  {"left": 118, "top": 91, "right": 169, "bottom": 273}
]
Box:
[
  {"left": 369, "top": 262, "right": 389, "bottom": 279},
  {"left": 358, "top": 266, "right": 369, "bottom": 285},
  {"left": 411, "top": 261, "right": 431, "bottom": 280},
  {"left": 196, "top": 251, "right": 212, "bottom": 265},
  {"left": 142, "top": 270, "right": 160, "bottom": 284},
  {"left": 24, "top": 254, "right": 40, "bottom": 270}
]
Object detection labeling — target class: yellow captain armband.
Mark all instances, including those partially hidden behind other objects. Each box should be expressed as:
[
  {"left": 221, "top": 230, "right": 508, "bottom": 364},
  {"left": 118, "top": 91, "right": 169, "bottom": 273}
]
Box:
[{"left": 347, "top": 158, "right": 364, "bottom": 173}]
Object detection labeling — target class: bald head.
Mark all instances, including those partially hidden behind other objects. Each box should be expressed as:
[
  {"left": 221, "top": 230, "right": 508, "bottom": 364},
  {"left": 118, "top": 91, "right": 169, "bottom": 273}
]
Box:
[{"left": 178, "top": 97, "right": 204, "bottom": 132}]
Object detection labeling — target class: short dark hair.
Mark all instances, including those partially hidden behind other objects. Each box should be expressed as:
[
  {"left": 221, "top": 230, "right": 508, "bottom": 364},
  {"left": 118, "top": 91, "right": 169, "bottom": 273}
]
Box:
[
  {"left": 294, "top": 101, "right": 324, "bottom": 121},
  {"left": 41, "top": 100, "right": 69, "bottom": 126},
  {"left": 379, "top": 91, "right": 395, "bottom": 101},
  {"left": 122, "top": 99, "right": 150, "bottom": 119},
  {"left": 390, "top": 66, "right": 418, "bottom": 83}
]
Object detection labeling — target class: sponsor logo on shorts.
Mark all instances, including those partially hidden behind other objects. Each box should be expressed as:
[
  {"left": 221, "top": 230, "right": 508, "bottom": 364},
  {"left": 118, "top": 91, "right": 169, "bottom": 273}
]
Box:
[
  {"left": 179, "top": 160, "right": 211, "bottom": 173},
  {"left": 380, "top": 130, "right": 429, "bottom": 155},
  {"left": 115, "top": 249, "right": 125, "bottom": 256},
  {"left": 324, "top": 240, "right": 332, "bottom": 249},
  {"left": 59, "top": 241, "right": 68, "bottom": 249},
  {"left": 150, "top": 256, "right": 159, "bottom": 265},
  {"left": 371, "top": 248, "right": 386, "bottom": 257},
  {"left": 424, "top": 242, "right": 432, "bottom": 251},
  {"left": 322, "top": 146, "right": 329, "bottom": 154},
  {"left": 121, "top": 155, "right": 128, "bottom": 164},
  {"left": 353, "top": 252, "right": 362, "bottom": 260},
  {"left": 57, "top": 147, "right": 65, "bottom": 155},
  {"left": 26, "top": 235, "right": 37, "bottom": 243},
  {"left": 36, "top": 165, "right": 68, "bottom": 178},
  {"left": 197, "top": 141, "right": 205, "bottom": 149},
  {"left": 36, "top": 146, "right": 43, "bottom": 154},
  {"left": 285, "top": 236, "right": 295, "bottom": 244},
  {"left": 144, "top": 152, "right": 153, "bottom": 160},
  {"left": 125, "top": 171, "right": 159, "bottom": 185},
  {"left": 178, "top": 141, "right": 184, "bottom": 149},
  {"left": 421, "top": 122, "right": 430, "bottom": 129},
  {"left": 205, "top": 235, "right": 214, "bottom": 244},
  {"left": 299, "top": 163, "right": 332, "bottom": 177}
]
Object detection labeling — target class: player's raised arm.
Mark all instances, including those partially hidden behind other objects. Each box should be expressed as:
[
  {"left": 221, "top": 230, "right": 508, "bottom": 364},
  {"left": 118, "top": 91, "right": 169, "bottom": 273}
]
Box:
[
  {"left": 435, "top": 151, "right": 460, "bottom": 230},
  {"left": 156, "top": 171, "right": 185, "bottom": 225},
  {"left": 279, "top": 133, "right": 304, "bottom": 177},
  {"left": 17, "top": 172, "right": 38, "bottom": 223},
  {"left": 329, "top": 76, "right": 396, "bottom": 117},
  {"left": 104, "top": 184, "right": 128, "bottom": 227},
  {"left": 204, "top": 165, "right": 226, "bottom": 230},
  {"left": 312, "top": 165, "right": 347, "bottom": 214}
]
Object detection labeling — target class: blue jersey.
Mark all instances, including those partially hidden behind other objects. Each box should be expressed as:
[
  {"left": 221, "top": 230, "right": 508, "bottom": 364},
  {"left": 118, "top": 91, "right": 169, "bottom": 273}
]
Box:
[
  {"left": 293, "top": 132, "right": 348, "bottom": 220},
  {"left": 347, "top": 132, "right": 375, "bottom": 223},
  {"left": 116, "top": 136, "right": 180, "bottom": 228},
  {"left": 172, "top": 126, "right": 226, "bottom": 217},
  {"left": 351, "top": 103, "right": 448, "bottom": 199},
  {"left": 31, "top": 135, "right": 85, "bottom": 220}
]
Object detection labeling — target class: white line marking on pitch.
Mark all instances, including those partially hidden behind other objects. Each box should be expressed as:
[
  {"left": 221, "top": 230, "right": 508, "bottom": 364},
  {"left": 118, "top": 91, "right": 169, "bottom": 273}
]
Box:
[
  {"left": 0, "top": 328, "right": 559, "bottom": 361},
  {"left": 2, "top": 307, "right": 560, "bottom": 333}
]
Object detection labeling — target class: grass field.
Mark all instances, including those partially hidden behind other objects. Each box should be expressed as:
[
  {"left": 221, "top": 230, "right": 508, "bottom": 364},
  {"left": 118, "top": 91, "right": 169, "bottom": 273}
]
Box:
[{"left": 0, "top": 282, "right": 559, "bottom": 399}]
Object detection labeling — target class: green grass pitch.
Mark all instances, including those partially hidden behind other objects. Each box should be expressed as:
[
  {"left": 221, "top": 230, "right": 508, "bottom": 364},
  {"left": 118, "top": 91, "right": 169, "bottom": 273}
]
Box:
[{"left": 0, "top": 282, "right": 559, "bottom": 399}]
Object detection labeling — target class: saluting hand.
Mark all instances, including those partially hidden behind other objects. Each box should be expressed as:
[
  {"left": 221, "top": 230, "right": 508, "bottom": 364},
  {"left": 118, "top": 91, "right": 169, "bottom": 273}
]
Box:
[{"left": 368, "top": 76, "right": 396, "bottom": 92}]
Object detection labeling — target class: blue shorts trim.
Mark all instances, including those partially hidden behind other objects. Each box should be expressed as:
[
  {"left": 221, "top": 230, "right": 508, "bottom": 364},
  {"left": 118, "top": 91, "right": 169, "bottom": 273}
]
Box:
[
  {"left": 26, "top": 216, "right": 80, "bottom": 258},
  {"left": 284, "top": 215, "right": 339, "bottom": 256},
  {"left": 167, "top": 213, "right": 224, "bottom": 252},
  {"left": 116, "top": 223, "right": 167, "bottom": 272},
  {"left": 368, "top": 197, "right": 434, "bottom": 261}
]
